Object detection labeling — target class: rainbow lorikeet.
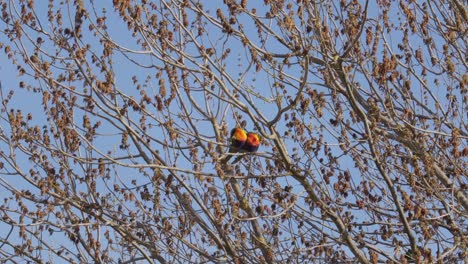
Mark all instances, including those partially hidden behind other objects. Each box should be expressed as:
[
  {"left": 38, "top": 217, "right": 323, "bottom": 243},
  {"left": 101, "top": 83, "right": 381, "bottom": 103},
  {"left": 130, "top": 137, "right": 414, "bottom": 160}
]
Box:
[
  {"left": 242, "top": 132, "right": 261, "bottom": 152},
  {"left": 229, "top": 127, "right": 248, "bottom": 150},
  {"left": 230, "top": 131, "right": 261, "bottom": 164},
  {"left": 220, "top": 127, "right": 247, "bottom": 163}
]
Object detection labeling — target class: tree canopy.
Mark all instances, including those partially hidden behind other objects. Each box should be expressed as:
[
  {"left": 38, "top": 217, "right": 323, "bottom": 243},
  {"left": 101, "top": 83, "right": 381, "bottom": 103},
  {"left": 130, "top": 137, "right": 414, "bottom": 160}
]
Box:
[{"left": 0, "top": 1, "right": 466, "bottom": 263}]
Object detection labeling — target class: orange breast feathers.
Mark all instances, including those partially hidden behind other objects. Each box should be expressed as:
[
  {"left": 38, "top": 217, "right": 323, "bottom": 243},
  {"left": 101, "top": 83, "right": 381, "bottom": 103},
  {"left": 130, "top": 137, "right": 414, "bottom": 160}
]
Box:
[{"left": 242, "top": 132, "right": 261, "bottom": 152}]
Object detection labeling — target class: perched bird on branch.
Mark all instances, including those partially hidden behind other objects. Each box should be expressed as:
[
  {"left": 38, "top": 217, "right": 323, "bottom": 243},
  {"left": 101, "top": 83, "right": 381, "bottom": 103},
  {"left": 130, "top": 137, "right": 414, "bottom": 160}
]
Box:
[
  {"left": 219, "top": 127, "right": 247, "bottom": 163},
  {"left": 242, "top": 132, "right": 261, "bottom": 152},
  {"left": 229, "top": 127, "right": 248, "bottom": 150},
  {"left": 231, "top": 131, "right": 261, "bottom": 164}
]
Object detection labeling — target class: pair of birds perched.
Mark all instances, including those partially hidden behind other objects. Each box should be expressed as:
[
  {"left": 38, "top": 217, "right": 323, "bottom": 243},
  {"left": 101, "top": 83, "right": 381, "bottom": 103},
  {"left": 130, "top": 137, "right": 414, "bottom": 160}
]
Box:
[{"left": 221, "top": 127, "right": 261, "bottom": 163}]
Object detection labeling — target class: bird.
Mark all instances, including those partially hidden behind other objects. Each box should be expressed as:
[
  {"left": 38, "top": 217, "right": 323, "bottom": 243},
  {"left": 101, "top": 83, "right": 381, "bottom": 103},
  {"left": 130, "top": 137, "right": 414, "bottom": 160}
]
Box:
[
  {"left": 242, "top": 132, "right": 261, "bottom": 152},
  {"left": 229, "top": 127, "right": 248, "bottom": 150},
  {"left": 230, "top": 131, "right": 262, "bottom": 164},
  {"left": 219, "top": 127, "right": 247, "bottom": 163}
]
